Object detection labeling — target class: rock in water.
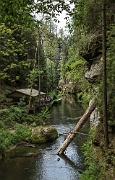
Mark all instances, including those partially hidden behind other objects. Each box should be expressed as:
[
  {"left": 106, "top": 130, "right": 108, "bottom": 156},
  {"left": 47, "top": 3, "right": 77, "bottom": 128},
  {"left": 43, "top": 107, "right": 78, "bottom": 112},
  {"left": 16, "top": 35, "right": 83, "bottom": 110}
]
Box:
[{"left": 31, "top": 126, "right": 58, "bottom": 143}]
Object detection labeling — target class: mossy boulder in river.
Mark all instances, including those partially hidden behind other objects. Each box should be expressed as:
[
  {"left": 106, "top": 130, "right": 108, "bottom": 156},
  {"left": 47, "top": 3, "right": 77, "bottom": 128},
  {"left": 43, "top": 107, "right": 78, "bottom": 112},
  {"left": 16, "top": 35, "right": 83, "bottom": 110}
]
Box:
[
  {"left": 1, "top": 126, "right": 58, "bottom": 159},
  {"left": 31, "top": 126, "right": 58, "bottom": 144}
]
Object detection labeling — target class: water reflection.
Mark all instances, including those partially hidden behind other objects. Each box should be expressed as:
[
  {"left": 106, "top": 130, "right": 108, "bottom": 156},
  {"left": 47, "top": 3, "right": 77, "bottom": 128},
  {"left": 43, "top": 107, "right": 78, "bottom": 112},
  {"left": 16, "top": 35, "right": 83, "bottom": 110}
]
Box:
[{"left": 0, "top": 95, "right": 89, "bottom": 180}]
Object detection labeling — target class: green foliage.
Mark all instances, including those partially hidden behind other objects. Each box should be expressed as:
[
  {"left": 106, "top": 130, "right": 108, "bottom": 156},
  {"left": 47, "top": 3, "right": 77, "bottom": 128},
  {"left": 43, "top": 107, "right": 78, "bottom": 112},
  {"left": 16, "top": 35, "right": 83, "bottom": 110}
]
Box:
[
  {"left": 80, "top": 142, "right": 101, "bottom": 180},
  {"left": 34, "top": 0, "right": 71, "bottom": 18},
  {"left": 43, "top": 32, "right": 58, "bottom": 61},
  {"left": 0, "top": 129, "right": 13, "bottom": 150},
  {"left": 65, "top": 54, "right": 84, "bottom": 82},
  {"left": 60, "top": 34, "right": 89, "bottom": 96},
  {"left": 27, "top": 68, "right": 38, "bottom": 88},
  {"left": 107, "top": 24, "right": 115, "bottom": 128},
  {"left": 0, "top": 123, "right": 31, "bottom": 151},
  {"left": 0, "top": 105, "right": 46, "bottom": 128},
  {"left": 37, "top": 108, "right": 51, "bottom": 121},
  {"left": 0, "top": 121, "right": 5, "bottom": 129},
  {"left": 0, "top": 109, "right": 14, "bottom": 127},
  {"left": 80, "top": 127, "right": 115, "bottom": 180},
  {"left": 0, "top": 106, "right": 30, "bottom": 126},
  {"left": 80, "top": 131, "right": 106, "bottom": 180},
  {"left": 0, "top": 0, "right": 66, "bottom": 90},
  {"left": 0, "top": 0, "right": 37, "bottom": 85},
  {"left": 0, "top": 104, "right": 50, "bottom": 152},
  {"left": 41, "top": 25, "right": 61, "bottom": 91},
  {"left": 18, "top": 97, "right": 26, "bottom": 107},
  {"left": 9, "top": 106, "right": 27, "bottom": 124},
  {"left": 12, "top": 124, "right": 31, "bottom": 144},
  {"left": 0, "top": 23, "right": 36, "bottom": 84},
  {"left": 0, "top": 0, "right": 34, "bottom": 25},
  {"left": 72, "top": 0, "right": 114, "bottom": 33}
]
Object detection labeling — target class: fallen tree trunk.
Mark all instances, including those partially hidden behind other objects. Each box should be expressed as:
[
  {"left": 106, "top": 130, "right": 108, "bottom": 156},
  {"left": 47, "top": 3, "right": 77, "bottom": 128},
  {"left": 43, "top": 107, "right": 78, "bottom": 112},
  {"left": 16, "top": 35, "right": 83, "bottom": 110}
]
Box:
[{"left": 57, "top": 99, "right": 96, "bottom": 155}]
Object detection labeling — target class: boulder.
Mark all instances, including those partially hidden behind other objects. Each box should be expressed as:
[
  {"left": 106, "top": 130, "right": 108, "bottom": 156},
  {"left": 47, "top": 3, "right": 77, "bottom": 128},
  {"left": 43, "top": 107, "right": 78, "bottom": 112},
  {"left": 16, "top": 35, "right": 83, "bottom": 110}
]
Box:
[
  {"left": 31, "top": 126, "right": 58, "bottom": 144},
  {"left": 0, "top": 126, "right": 58, "bottom": 160}
]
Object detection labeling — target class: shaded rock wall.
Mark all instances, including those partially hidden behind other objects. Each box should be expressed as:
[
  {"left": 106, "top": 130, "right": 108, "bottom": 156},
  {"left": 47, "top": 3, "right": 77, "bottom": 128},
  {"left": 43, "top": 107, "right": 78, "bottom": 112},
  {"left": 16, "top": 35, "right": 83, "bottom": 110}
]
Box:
[
  {"left": 84, "top": 55, "right": 102, "bottom": 83},
  {"left": 82, "top": 39, "right": 103, "bottom": 128}
]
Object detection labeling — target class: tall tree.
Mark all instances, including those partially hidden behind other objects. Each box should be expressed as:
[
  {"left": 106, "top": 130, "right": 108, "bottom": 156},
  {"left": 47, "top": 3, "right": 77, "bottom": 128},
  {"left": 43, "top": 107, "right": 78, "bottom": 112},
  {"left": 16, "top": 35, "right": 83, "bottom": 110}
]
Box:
[
  {"left": 102, "top": 0, "right": 109, "bottom": 148},
  {"left": 0, "top": 0, "right": 36, "bottom": 85}
]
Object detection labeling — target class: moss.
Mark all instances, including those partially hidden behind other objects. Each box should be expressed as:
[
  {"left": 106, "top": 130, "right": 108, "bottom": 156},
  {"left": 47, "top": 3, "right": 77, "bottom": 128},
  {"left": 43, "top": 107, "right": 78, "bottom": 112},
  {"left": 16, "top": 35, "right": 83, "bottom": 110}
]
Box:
[
  {"left": 5, "top": 144, "right": 40, "bottom": 158},
  {"left": 31, "top": 136, "right": 47, "bottom": 143}
]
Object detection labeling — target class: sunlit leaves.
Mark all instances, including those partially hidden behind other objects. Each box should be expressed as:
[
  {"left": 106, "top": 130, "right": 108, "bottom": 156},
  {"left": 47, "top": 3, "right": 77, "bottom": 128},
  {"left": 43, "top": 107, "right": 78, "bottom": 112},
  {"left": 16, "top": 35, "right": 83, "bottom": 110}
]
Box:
[
  {"left": 0, "top": 0, "right": 34, "bottom": 26},
  {"left": 34, "top": 0, "right": 71, "bottom": 17},
  {"left": 0, "top": 0, "right": 71, "bottom": 87},
  {"left": 65, "top": 56, "right": 84, "bottom": 81},
  {"left": 0, "top": 0, "right": 37, "bottom": 83},
  {"left": 0, "top": 23, "right": 18, "bottom": 62},
  {"left": 27, "top": 68, "right": 38, "bottom": 88}
]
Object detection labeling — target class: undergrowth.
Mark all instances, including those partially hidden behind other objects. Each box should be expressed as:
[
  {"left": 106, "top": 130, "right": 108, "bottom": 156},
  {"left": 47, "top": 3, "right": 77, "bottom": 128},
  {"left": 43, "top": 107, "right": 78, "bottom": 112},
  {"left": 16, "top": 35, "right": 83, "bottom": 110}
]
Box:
[
  {"left": 0, "top": 104, "right": 50, "bottom": 154},
  {"left": 80, "top": 129, "right": 115, "bottom": 180}
]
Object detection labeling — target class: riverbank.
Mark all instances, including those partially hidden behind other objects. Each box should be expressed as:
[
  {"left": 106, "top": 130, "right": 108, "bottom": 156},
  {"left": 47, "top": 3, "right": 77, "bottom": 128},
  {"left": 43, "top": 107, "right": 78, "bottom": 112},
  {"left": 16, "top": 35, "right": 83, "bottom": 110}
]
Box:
[
  {"left": 80, "top": 124, "right": 115, "bottom": 180},
  {"left": 0, "top": 96, "right": 88, "bottom": 180},
  {"left": 0, "top": 124, "right": 58, "bottom": 160},
  {"left": 0, "top": 101, "right": 58, "bottom": 160}
]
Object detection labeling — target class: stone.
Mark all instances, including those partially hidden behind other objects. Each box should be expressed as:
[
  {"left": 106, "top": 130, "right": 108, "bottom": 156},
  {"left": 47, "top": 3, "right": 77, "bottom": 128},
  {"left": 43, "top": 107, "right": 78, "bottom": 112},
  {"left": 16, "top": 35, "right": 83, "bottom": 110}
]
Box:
[
  {"left": 90, "top": 107, "right": 100, "bottom": 128},
  {"left": 84, "top": 55, "right": 102, "bottom": 83},
  {"left": 31, "top": 126, "right": 58, "bottom": 144}
]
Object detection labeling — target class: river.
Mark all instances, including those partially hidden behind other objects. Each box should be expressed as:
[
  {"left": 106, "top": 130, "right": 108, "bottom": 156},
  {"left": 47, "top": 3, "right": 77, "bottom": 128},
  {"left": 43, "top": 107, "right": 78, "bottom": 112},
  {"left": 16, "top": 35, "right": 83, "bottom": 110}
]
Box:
[{"left": 0, "top": 95, "right": 89, "bottom": 180}]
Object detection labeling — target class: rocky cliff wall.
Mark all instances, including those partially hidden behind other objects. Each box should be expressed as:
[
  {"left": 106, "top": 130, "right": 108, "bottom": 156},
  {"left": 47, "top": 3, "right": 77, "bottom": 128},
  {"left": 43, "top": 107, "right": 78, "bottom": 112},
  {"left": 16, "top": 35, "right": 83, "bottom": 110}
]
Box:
[{"left": 82, "top": 38, "right": 103, "bottom": 128}]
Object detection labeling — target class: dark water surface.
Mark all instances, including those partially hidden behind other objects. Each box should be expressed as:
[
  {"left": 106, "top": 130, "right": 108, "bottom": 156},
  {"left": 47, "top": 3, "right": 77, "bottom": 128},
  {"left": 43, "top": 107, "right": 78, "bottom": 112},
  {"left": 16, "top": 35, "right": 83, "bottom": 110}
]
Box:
[{"left": 0, "top": 95, "right": 89, "bottom": 180}]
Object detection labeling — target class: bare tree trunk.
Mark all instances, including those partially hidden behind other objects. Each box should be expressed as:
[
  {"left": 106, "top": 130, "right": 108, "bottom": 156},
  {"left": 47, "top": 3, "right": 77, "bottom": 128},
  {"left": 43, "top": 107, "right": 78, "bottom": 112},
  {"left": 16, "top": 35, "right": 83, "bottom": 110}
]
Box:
[
  {"left": 57, "top": 99, "right": 96, "bottom": 155},
  {"left": 38, "top": 26, "right": 41, "bottom": 107},
  {"left": 28, "top": 47, "right": 37, "bottom": 113},
  {"left": 102, "top": 0, "right": 109, "bottom": 148}
]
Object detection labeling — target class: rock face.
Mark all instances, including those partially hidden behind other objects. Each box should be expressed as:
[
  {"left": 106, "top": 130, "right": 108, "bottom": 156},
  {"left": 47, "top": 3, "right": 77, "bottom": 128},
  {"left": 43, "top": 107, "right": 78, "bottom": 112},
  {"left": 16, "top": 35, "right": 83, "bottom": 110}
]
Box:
[
  {"left": 90, "top": 107, "right": 100, "bottom": 128},
  {"left": 81, "top": 37, "right": 103, "bottom": 128},
  {"left": 84, "top": 55, "right": 102, "bottom": 83},
  {"left": 58, "top": 80, "right": 77, "bottom": 94},
  {"left": 31, "top": 126, "right": 58, "bottom": 144},
  {"left": 80, "top": 34, "right": 102, "bottom": 62},
  {"left": 85, "top": 55, "right": 102, "bottom": 128}
]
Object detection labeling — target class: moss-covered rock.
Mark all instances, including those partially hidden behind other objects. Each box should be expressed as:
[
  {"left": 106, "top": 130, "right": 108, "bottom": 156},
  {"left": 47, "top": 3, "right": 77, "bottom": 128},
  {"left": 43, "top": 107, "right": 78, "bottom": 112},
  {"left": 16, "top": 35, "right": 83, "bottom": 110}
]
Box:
[
  {"left": 5, "top": 143, "right": 39, "bottom": 158},
  {"left": 31, "top": 126, "right": 58, "bottom": 144},
  {"left": 0, "top": 126, "right": 58, "bottom": 160}
]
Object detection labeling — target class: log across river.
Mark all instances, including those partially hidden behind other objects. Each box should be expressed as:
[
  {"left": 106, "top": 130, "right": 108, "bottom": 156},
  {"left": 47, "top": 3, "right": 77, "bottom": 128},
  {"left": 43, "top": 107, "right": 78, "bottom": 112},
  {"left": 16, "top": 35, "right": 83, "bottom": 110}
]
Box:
[
  {"left": 0, "top": 95, "right": 90, "bottom": 180},
  {"left": 57, "top": 99, "right": 95, "bottom": 155}
]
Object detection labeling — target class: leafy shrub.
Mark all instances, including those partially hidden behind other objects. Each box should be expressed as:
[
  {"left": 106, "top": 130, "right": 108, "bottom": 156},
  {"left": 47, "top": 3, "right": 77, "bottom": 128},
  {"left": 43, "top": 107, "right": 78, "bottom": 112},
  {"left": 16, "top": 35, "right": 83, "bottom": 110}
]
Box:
[
  {"left": 80, "top": 141, "right": 102, "bottom": 180},
  {"left": 0, "top": 105, "right": 50, "bottom": 153},
  {"left": 80, "top": 130, "right": 105, "bottom": 180},
  {"left": 0, "top": 121, "right": 5, "bottom": 129},
  {"left": 0, "top": 123, "right": 31, "bottom": 151},
  {"left": 0, "top": 105, "right": 49, "bottom": 127},
  {"left": 0, "top": 129, "right": 13, "bottom": 150},
  {"left": 11, "top": 124, "right": 31, "bottom": 144}
]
